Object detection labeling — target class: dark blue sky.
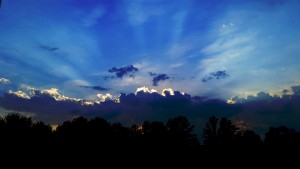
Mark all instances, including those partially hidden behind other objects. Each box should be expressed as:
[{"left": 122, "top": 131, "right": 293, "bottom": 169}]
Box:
[{"left": 0, "top": 0, "right": 300, "bottom": 132}]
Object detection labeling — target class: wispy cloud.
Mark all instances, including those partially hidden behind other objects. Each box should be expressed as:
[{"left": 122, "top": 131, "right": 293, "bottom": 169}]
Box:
[
  {"left": 79, "top": 85, "right": 109, "bottom": 91},
  {"left": 40, "top": 45, "right": 59, "bottom": 52},
  {"left": 126, "top": 0, "right": 164, "bottom": 25},
  {"left": 198, "top": 0, "right": 300, "bottom": 98},
  {"left": 82, "top": 6, "right": 105, "bottom": 27}
]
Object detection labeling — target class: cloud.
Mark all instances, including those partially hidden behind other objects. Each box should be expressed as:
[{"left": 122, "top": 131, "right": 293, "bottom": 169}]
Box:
[
  {"left": 1, "top": 85, "right": 300, "bottom": 137},
  {"left": 126, "top": 1, "right": 164, "bottom": 25},
  {"left": 82, "top": 6, "right": 105, "bottom": 27},
  {"left": 0, "top": 86, "right": 238, "bottom": 125},
  {"left": 291, "top": 85, "right": 300, "bottom": 95},
  {"left": 202, "top": 71, "right": 229, "bottom": 83},
  {"left": 79, "top": 85, "right": 109, "bottom": 91},
  {"left": 228, "top": 86, "right": 300, "bottom": 135},
  {"left": 197, "top": 0, "right": 300, "bottom": 98},
  {"left": 8, "top": 90, "right": 30, "bottom": 99},
  {"left": 40, "top": 45, "right": 59, "bottom": 51},
  {"left": 0, "top": 78, "right": 10, "bottom": 83},
  {"left": 149, "top": 72, "right": 170, "bottom": 86},
  {"left": 107, "top": 65, "right": 139, "bottom": 79}
]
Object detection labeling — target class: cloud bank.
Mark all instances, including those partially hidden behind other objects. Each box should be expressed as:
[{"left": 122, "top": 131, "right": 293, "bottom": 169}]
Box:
[{"left": 1, "top": 85, "right": 300, "bottom": 136}]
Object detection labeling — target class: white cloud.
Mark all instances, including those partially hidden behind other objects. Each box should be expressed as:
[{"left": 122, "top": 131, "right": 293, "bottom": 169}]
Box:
[
  {"left": 201, "top": 35, "right": 252, "bottom": 55},
  {"left": 0, "top": 78, "right": 10, "bottom": 83},
  {"left": 83, "top": 6, "right": 105, "bottom": 27},
  {"left": 127, "top": 1, "right": 164, "bottom": 25},
  {"left": 169, "top": 63, "right": 184, "bottom": 68}
]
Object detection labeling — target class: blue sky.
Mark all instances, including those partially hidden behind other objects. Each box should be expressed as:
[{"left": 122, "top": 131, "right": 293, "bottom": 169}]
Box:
[
  {"left": 1, "top": 0, "right": 300, "bottom": 99},
  {"left": 1, "top": 0, "right": 300, "bottom": 131}
]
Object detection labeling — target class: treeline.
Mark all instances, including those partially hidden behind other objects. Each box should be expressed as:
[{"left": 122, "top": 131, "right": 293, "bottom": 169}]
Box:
[{"left": 0, "top": 113, "right": 300, "bottom": 147}]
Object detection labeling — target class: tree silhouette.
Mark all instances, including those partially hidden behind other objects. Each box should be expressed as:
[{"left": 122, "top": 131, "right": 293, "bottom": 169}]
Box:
[
  {"left": 218, "top": 117, "right": 238, "bottom": 144},
  {"left": 203, "top": 116, "right": 219, "bottom": 145},
  {"left": 4, "top": 113, "right": 33, "bottom": 143},
  {"left": 87, "top": 117, "right": 112, "bottom": 145},
  {"left": 31, "top": 121, "right": 52, "bottom": 144},
  {"left": 234, "top": 130, "right": 262, "bottom": 145},
  {"left": 55, "top": 117, "right": 89, "bottom": 145},
  {"left": 140, "top": 121, "right": 168, "bottom": 146},
  {"left": 202, "top": 116, "right": 261, "bottom": 145},
  {"left": 265, "top": 126, "right": 300, "bottom": 145},
  {"left": 167, "top": 115, "right": 199, "bottom": 146}
]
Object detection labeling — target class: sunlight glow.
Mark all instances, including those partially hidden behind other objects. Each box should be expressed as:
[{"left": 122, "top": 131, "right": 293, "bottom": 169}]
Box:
[
  {"left": 8, "top": 90, "right": 30, "bottom": 99},
  {"left": 162, "top": 88, "right": 175, "bottom": 96},
  {"left": 226, "top": 99, "right": 236, "bottom": 104},
  {"left": 135, "top": 86, "right": 158, "bottom": 94}
]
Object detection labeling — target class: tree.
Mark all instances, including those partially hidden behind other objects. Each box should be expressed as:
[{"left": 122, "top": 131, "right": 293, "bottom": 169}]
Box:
[
  {"left": 218, "top": 118, "right": 238, "bottom": 144},
  {"left": 265, "top": 126, "right": 300, "bottom": 145},
  {"left": 203, "top": 116, "right": 219, "bottom": 145},
  {"left": 203, "top": 116, "right": 239, "bottom": 145},
  {"left": 167, "top": 115, "right": 199, "bottom": 146}
]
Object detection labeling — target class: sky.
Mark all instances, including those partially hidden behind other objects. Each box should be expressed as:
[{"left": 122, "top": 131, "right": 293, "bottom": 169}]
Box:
[{"left": 1, "top": 0, "right": 300, "bottom": 135}]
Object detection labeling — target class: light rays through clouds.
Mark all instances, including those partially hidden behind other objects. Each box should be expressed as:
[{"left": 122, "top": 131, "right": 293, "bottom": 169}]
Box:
[
  {"left": 199, "top": 0, "right": 300, "bottom": 99},
  {"left": 0, "top": 0, "right": 300, "bottom": 131}
]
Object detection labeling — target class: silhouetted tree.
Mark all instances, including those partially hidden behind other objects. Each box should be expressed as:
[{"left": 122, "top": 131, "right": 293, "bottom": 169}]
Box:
[
  {"left": 140, "top": 121, "right": 168, "bottom": 146},
  {"left": 4, "top": 113, "right": 33, "bottom": 143},
  {"left": 234, "top": 130, "right": 262, "bottom": 145},
  {"left": 218, "top": 118, "right": 238, "bottom": 144},
  {"left": 30, "top": 121, "right": 52, "bottom": 144},
  {"left": 87, "top": 117, "right": 112, "bottom": 145},
  {"left": 111, "top": 123, "right": 130, "bottom": 146},
  {"left": 203, "top": 116, "right": 219, "bottom": 145},
  {"left": 167, "top": 115, "right": 199, "bottom": 146},
  {"left": 203, "top": 116, "right": 249, "bottom": 145},
  {"left": 265, "top": 126, "right": 300, "bottom": 145},
  {"left": 55, "top": 116, "right": 89, "bottom": 144}
]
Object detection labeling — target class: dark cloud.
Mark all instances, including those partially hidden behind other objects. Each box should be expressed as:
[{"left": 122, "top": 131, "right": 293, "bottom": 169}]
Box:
[
  {"left": 291, "top": 85, "right": 300, "bottom": 95},
  {"left": 149, "top": 72, "right": 157, "bottom": 77},
  {"left": 40, "top": 45, "right": 59, "bottom": 51},
  {"left": 107, "top": 65, "right": 138, "bottom": 79},
  {"left": 202, "top": 76, "right": 213, "bottom": 83},
  {"left": 79, "top": 85, "right": 109, "bottom": 91},
  {"left": 202, "top": 70, "right": 229, "bottom": 83},
  {"left": 1, "top": 85, "right": 300, "bottom": 137},
  {"left": 282, "top": 89, "right": 289, "bottom": 95},
  {"left": 0, "top": 88, "right": 239, "bottom": 130},
  {"left": 149, "top": 73, "right": 170, "bottom": 86}
]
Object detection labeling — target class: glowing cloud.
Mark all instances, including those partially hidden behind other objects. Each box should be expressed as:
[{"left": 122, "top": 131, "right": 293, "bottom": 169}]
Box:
[
  {"left": 162, "top": 88, "right": 175, "bottom": 97},
  {"left": 8, "top": 90, "right": 30, "bottom": 99},
  {"left": 0, "top": 78, "right": 10, "bottom": 83},
  {"left": 135, "top": 86, "right": 158, "bottom": 94}
]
